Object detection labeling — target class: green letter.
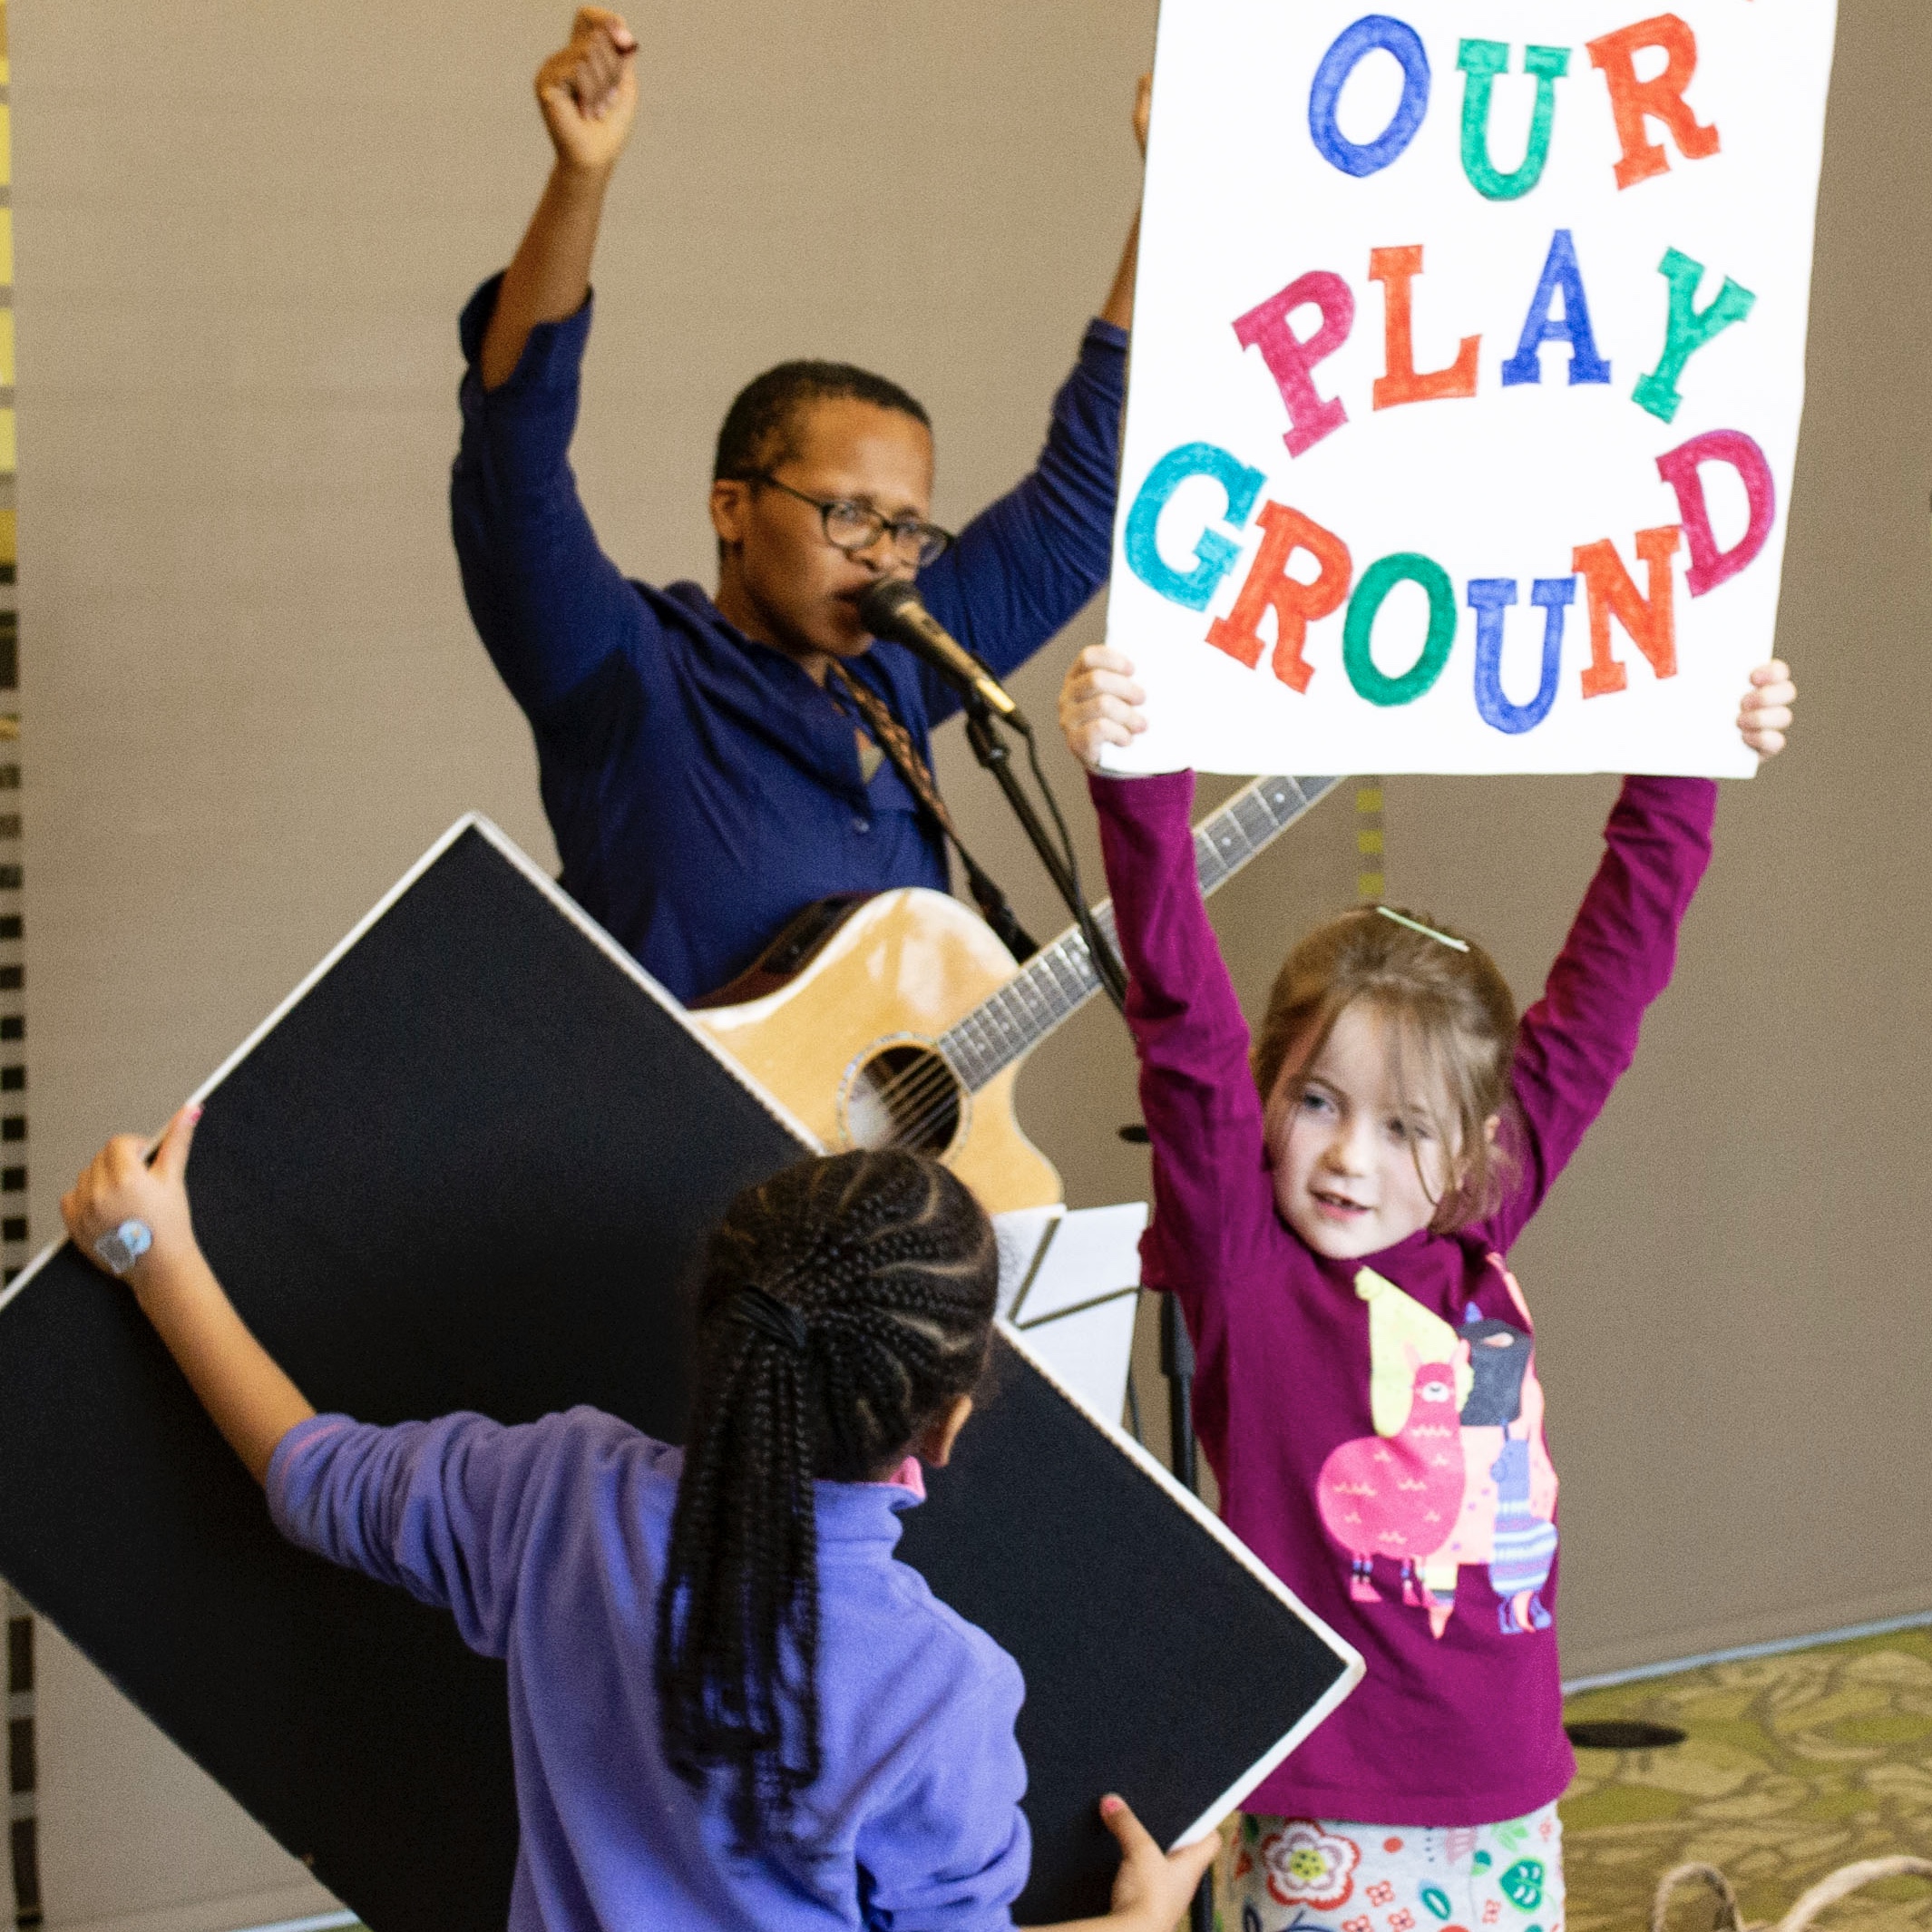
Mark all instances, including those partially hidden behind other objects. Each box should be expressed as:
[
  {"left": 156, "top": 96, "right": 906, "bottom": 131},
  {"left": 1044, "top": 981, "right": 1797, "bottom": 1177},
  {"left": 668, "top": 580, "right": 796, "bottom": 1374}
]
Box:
[
  {"left": 1634, "top": 249, "right": 1756, "bottom": 424},
  {"left": 1459, "top": 41, "right": 1569, "bottom": 201},
  {"left": 1343, "top": 554, "right": 1458, "bottom": 707}
]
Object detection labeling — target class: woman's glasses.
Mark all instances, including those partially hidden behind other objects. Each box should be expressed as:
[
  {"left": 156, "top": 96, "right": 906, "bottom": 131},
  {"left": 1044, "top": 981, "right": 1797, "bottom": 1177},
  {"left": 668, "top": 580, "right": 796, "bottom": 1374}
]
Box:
[{"left": 747, "top": 473, "right": 955, "bottom": 569}]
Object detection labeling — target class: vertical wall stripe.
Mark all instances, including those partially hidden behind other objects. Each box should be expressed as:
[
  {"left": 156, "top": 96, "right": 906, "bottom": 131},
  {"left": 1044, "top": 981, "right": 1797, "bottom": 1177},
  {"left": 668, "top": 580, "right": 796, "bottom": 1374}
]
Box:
[
  {"left": 1355, "top": 778, "right": 1385, "bottom": 903},
  {"left": 5, "top": 1589, "right": 34, "bottom": 1932},
  {"left": 0, "top": 7, "right": 35, "bottom": 1925}
]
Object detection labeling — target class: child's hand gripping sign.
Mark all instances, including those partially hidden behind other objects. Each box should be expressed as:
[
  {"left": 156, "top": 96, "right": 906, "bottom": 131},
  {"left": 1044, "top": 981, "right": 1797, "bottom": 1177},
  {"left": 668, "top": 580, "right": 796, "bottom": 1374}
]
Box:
[{"left": 1107, "top": 2, "right": 1837, "bottom": 777}]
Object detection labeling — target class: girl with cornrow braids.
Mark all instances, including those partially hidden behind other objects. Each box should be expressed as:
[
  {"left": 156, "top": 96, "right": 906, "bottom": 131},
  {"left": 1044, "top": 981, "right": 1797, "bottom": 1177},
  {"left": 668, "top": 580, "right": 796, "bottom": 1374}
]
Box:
[
  {"left": 658, "top": 1152, "right": 998, "bottom": 1845},
  {"left": 63, "top": 1134, "right": 1220, "bottom": 1932}
]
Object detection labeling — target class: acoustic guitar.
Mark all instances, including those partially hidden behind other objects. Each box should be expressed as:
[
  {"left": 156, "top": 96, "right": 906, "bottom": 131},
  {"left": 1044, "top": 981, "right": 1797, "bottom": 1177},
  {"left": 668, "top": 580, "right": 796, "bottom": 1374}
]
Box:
[{"left": 691, "top": 774, "right": 1342, "bottom": 1214}]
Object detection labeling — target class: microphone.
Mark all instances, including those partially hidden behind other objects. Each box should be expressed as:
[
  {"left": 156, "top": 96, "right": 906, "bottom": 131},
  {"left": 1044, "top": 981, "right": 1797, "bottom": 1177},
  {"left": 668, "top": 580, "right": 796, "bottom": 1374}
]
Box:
[{"left": 858, "top": 578, "right": 1029, "bottom": 727}]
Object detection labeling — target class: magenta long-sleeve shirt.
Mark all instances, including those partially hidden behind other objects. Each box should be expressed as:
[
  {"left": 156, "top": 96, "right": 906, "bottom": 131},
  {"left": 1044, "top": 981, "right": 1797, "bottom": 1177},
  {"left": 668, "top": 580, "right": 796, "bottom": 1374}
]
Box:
[{"left": 1092, "top": 771, "right": 1715, "bottom": 1826}]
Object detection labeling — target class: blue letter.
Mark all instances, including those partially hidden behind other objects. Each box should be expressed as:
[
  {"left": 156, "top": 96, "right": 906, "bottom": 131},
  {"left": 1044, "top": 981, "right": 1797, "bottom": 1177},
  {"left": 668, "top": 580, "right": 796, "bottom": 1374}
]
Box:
[
  {"left": 1470, "top": 577, "right": 1574, "bottom": 733},
  {"left": 1501, "top": 230, "right": 1613, "bottom": 386},
  {"left": 1123, "top": 443, "right": 1266, "bottom": 610},
  {"left": 1310, "top": 16, "right": 1432, "bottom": 180}
]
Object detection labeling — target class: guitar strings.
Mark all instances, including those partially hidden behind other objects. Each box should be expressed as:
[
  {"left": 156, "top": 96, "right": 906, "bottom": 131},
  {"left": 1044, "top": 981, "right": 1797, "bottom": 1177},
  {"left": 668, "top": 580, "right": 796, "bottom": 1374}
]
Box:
[
  {"left": 837, "top": 788, "right": 1312, "bottom": 1151},
  {"left": 844, "top": 881, "right": 1156, "bottom": 1147},
  {"left": 858, "top": 1047, "right": 988, "bottom": 1155},
  {"left": 863, "top": 988, "right": 1048, "bottom": 1138},
  {"left": 864, "top": 934, "right": 1117, "bottom": 1137},
  {"left": 863, "top": 1042, "right": 964, "bottom": 1112},
  {"left": 873, "top": 1063, "right": 966, "bottom": 1151},
  {"left": 857, "top": 989, "right": 1036, "bottom": 1125},
  {"left": 849, "top": 925, "right": 1107, "bottom": 1149}
]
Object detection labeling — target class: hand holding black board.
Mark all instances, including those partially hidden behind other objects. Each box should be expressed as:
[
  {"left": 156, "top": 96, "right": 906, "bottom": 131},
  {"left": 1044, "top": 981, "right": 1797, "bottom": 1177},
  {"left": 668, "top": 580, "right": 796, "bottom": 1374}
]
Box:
[{"left": 0, "top": 818, "right": 1360, "bottom": 1927}]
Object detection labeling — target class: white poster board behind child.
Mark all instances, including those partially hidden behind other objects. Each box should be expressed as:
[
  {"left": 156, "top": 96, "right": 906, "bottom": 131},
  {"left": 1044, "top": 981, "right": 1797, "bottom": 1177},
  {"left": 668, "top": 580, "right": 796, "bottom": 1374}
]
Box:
[{"left": 1106, "top": 1, "right": 1838, "bottom": 777}]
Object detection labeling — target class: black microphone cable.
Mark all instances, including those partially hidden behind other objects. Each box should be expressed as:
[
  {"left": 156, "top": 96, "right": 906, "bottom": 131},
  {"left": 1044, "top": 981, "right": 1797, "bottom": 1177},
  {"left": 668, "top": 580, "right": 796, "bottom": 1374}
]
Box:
[
  {"left": 1016, "top": 712, "right": 1128, "bottom": 1013},
  {"left": 927, "top": 583, "right": 1127, "bottom": 1012}
]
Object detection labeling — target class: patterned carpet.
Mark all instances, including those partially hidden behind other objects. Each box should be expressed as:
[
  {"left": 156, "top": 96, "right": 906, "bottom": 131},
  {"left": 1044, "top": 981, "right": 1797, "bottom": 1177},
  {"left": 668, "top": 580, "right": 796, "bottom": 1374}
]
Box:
[
  {"left": 336, "top": 1629, "right": 1932, "bottom": 1932},
  {"left": 1560, "top": 1625, "right": 1932, "bottom": 1930}
]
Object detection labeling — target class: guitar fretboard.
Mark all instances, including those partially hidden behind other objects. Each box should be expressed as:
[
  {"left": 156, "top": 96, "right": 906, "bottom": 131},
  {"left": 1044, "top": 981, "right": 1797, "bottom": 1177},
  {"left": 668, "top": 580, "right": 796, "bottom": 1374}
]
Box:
[{"left": 939, "top": 775, "right": 1342, "bottom": 1092}]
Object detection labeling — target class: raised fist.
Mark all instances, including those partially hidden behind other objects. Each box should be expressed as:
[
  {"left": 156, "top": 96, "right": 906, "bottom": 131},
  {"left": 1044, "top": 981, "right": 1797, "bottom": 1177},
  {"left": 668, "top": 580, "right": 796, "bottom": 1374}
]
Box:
[{"left": 536, "top": 8, "right": 639, "bottom": 177}]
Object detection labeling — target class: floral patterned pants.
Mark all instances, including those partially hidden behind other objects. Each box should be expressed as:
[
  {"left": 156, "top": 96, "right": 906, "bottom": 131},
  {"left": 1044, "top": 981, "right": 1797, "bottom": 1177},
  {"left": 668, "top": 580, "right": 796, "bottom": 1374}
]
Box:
[{"left": 1226, "top": 1804, "right": 1564, "bottom": 1932}]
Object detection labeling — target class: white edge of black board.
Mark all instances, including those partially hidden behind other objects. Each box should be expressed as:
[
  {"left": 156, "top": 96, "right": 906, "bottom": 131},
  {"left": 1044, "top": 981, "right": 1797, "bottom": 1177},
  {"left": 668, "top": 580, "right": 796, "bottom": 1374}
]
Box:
[
  {"left": 995, "top": 1316, "right": 1367, "bottom": 1849},
  {"left": 0, "top": 813, "right": 826, "bottom": 1319},
  {"left": 3, "top": 811, "right": 1367, "bottom": 1853},
  {"left": 475, "top": 811, "right": 1371, "bottom": 1828}
]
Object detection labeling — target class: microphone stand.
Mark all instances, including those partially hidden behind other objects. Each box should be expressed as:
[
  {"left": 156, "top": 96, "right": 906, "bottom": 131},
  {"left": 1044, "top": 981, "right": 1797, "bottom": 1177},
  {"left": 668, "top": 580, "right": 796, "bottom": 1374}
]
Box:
[{"left": 959, "top": 692, "right": 1127, "bottom": 1010}]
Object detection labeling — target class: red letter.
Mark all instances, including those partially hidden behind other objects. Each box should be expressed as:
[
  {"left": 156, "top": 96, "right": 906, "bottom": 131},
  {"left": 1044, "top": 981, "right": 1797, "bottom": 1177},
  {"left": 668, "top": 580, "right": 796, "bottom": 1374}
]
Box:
[
  {"left": 1586, "top": 15, "right": 1720, "bottom": 190},
  {"left": 1370, "top": 246, "right": 1480, "bottom": 410},
  {"left": 1234, "top": 271, "right": 1356, "bottom": 459},
  {"left": 1207, "top": 502, "right": 1354, "bottom": 693},
  {"left": 1573, "top": 526, "right": 1683, "bottom": 697},
  {"left": 1654, "top": 430, "right": 1776, "bottom": 598}
]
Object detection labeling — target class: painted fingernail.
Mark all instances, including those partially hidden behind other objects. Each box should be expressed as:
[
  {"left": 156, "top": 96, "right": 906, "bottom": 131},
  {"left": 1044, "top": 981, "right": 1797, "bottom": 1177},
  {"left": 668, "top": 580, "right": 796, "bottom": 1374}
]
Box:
[
  {"left": 1100, "top": 1795, "right": 1122, "bottom": 1816},
  {"left": 188, "top": 1103, "right": 203, "bottom": 1122}
]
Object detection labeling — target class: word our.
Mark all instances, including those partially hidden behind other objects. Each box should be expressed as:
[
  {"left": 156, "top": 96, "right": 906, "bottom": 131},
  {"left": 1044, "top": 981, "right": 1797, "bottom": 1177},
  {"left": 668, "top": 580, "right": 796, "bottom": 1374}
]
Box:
[
  {"left": 1308, "top": 11, "right": 1721, "bottom": 198},
  {"left": 1124, "top": 426, "right": 1775, "bottom": 734}
]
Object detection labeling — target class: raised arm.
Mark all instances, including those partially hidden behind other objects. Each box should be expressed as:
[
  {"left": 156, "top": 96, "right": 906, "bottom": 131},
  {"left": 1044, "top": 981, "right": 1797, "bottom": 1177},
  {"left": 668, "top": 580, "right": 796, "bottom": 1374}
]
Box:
[
  {"left": 61, "top": 1107, "right": 313, "bottom": 1484},
  {"left": 59, "top": 1107, "right": 595, "bottom": 1652},
  {"left": 453, "top": 10, "right": 659, "bottom": 739},
  {"left": 1478, "top": 661, "right": 1798, "bottom": 1251},
  {"left": 480, "top": 10, "right": 639, "bottom": 391},
  {"left": 1479, "top": 776, "right": 1716, "bottom": 1254},
  {"left": 1061, "top": 649, "right": 1278, "bottom": 1322},
  {"left": 265, "top": 1408, "right": 630, "bottom": 1657},
  {"left": 1093, "top": 76, "right": 1150, "bottom": 334}
]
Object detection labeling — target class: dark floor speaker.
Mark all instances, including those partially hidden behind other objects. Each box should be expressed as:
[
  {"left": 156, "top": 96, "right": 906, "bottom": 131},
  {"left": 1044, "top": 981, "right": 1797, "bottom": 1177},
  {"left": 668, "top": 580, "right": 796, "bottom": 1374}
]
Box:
[{"left": 1565, "top": 1720, "right": 1689, "bottom": 1751}]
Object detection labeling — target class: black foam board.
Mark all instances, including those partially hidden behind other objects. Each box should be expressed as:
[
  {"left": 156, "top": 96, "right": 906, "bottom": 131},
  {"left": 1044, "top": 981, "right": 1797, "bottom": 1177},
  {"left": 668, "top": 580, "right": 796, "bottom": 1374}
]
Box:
[{"left": 0, "top": 819, "right": 1356, "bottom": 1926}]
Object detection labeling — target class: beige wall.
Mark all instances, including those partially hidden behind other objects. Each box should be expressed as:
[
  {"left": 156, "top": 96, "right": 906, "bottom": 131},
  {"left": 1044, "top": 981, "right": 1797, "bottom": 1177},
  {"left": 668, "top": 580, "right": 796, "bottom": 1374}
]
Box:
[{"left": 10, "top": 1, "right": 1928, "bottom": 1926}]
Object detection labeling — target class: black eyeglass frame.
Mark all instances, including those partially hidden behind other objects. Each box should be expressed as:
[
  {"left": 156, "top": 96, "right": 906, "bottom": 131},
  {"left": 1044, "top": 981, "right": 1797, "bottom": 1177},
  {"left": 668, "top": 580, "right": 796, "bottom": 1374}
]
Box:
[{"left": 741, "top": 472, "right": 956, "bottom": 568}]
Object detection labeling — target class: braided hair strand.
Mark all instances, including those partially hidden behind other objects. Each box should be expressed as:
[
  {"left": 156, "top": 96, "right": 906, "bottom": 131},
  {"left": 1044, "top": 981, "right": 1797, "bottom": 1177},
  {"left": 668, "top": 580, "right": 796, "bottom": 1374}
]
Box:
[{"left": 655, "top": 1150, "right": 997, "bottom": 1847}]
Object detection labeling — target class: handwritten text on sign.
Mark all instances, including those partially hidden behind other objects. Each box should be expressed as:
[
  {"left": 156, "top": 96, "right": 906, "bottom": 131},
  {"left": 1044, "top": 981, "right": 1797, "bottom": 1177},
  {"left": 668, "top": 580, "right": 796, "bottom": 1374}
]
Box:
[{"left": 1106, "top": 4, "right": 1838, "bottom": 776}]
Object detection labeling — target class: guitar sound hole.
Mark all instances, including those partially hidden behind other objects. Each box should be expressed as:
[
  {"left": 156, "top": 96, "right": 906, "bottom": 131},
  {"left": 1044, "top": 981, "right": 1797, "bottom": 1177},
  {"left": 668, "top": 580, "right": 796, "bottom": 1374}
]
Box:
[{"left": 844, "top": 1045, "right": 962, "bottom": 1156}]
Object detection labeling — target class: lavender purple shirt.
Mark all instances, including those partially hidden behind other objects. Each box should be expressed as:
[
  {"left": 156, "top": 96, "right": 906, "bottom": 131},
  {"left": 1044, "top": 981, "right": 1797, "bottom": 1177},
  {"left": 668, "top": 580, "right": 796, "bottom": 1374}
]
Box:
[
  {"left": 1092, "top": 771, "right": 1715, "bottom": 1826},
  {"left": 268, "top": 1409, "right": 1029, "bottom": 1931}
]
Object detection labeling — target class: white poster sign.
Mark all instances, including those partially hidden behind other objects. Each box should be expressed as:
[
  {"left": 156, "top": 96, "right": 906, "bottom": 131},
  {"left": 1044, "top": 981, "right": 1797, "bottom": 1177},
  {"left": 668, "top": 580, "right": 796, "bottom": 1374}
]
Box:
[{"left": 1106, "top": 2, "right": 1838, "bottom": 776}]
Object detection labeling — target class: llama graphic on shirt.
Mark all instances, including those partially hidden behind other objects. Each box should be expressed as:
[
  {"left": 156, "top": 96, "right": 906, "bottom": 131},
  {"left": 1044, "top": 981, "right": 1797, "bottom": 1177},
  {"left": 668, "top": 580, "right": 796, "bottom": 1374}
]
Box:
[
  {"left": 1314, "top": 1261, "right": 1557, "bottom": 1639},
  {"left": 1314, "top": 1353, "right": 1469, "bottom": 1628}
]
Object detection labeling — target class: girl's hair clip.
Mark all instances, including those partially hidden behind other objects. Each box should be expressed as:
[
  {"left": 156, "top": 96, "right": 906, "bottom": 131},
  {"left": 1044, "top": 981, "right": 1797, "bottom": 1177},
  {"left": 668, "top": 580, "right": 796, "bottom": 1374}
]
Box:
[{"left": 1376, "top": 905, "right": 1470, "bottom": 953}]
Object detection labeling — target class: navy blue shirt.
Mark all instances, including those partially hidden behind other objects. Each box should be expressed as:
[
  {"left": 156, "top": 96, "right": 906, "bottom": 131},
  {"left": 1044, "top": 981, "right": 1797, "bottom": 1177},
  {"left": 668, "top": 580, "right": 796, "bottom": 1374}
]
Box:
[{"left": 451, "top": 275, "right": 1127, "bottom": 1006}]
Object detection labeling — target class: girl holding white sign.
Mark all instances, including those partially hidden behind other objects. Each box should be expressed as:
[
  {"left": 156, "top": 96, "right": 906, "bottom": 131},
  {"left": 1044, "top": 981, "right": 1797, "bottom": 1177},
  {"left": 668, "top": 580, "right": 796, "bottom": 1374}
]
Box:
[{"left": 1059, "top": 646, "right": 1794, "bottom": 1930}]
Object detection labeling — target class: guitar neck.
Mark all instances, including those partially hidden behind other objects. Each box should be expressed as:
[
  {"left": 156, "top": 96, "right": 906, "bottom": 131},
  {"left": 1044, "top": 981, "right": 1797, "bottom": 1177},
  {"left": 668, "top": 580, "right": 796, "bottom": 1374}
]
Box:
[{"left": 940, "top": 775, "right": 1342, "bottom": 1092}]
